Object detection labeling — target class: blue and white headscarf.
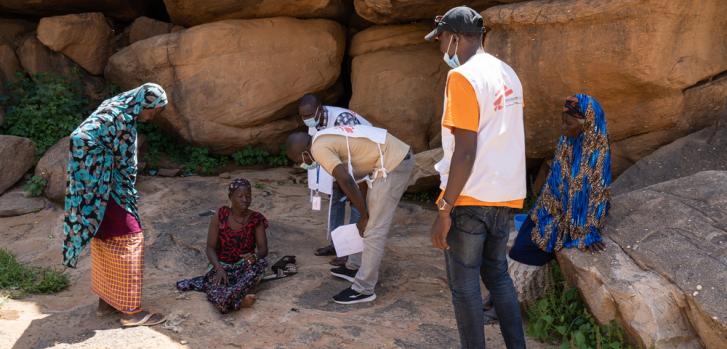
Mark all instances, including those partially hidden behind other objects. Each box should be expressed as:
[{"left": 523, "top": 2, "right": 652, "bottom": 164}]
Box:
[
  {"left": 62, "top": 83, "right": 168, "bottom": 267},
  {"left": 530, "top": 94, "right": 611, "bottom": 252}
]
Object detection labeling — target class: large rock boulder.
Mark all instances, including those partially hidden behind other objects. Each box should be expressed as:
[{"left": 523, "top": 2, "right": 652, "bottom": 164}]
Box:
[
  {"left": 557, "top": 238, "right": 702, "bottom": 349},
  {"left": 16, "top": 32, "right": 77, "bottom": 76},
  {"left": 0, "top": 0, "right": 149, "bottom": 21},
  {"left": 0, "top": 18, "right": 35, "bottom": 44},
  {"left": 349, "top": 24, "right": 447, "bottom": 153},
  {"left": 353, "top": 0, "right": 514, "bottom": 24},
  {"left": 128, "top": 16, "right": 183, "bottom": 45},
  {"left": 105, "top": 18, "right": 345, "bottom": 153},
  {"left": 34, "top": 136, "right": 69, "bottom": 203},
  {"left": 163, "top": 0, "right": 347, "bottom": 27},
  {"left": 613, "top": 115, "right": 727, "bottom": 195},
  {"left": 482, "top": 0, "right": 727, "bottom": 174},
  {"left": 37, "top": 12, "right": 113, "bottom": 75},
  {"left": 559, "top": 171, "right": 727, "bottom": 348},
  {"left": 16, "top": 32, "right": 116, "bottom": 105},
  {"left": 0, "top": 42, "right": 22, "bottom": 92},
  {"left": 0, "top": 190, "right": 46, "bottom": 217},
  {"left": 0, "top": 135, "right": 36, "bottom": 195}
]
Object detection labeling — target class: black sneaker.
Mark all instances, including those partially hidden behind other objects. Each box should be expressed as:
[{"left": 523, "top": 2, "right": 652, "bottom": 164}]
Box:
[
  {"left": 330, "top": 266, "right": 358, "bottom": 282},
  {"left": 333, "top": 287, "right": 376, "bottom": 305}
]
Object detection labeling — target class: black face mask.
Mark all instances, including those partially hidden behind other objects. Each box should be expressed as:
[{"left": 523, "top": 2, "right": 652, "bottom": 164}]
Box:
[{"left": 564, "top": 100, "right": 582, "bottom": 118}]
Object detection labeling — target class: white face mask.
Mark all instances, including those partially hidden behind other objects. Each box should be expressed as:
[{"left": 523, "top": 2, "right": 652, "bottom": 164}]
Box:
[
  {"left": 443, "top": 35, "right": 461, "bottom": 69},
  {"left": 299, "top": 150, "right": 318, "bottom": 170},
  {"left": 302, "top": 106, "right": 320, "bottom": 128}
]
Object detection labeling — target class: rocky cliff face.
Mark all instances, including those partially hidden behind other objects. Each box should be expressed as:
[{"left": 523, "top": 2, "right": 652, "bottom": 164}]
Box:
[{"left": 1, "top": 0, "right": 722, "bottom": 170}]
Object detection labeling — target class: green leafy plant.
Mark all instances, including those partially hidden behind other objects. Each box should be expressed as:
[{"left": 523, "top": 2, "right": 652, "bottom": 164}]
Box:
[
  {"left": 231, "top": 145, "right": 288, "bottom": 167},
  {"left": 23, "top": 175, "right": 47, "bottom": 197},
  {"left": 527, "top": 263, "right": 635, "bottom": 349},
  {"left": 183, "top": 147, "right": 228, "bottom": 175},
  {"left": 139, "top": 123, "right": 287, "bottom": 175},
  {"left": 1, "top": 72, "right": 88, "bottom": 155},
  {"left": 0, "top": 249, "right": 69, "bottom": 298}
]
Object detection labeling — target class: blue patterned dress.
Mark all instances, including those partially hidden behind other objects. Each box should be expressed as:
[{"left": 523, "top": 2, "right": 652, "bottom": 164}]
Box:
[{"left": 510, "top": 94, "right": 611, "bottom": 266}]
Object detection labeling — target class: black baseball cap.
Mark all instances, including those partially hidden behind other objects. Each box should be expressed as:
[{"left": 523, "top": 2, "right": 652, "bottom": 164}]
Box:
[{"left": 425, "top": 6, "right": 484, "bottom": 41}]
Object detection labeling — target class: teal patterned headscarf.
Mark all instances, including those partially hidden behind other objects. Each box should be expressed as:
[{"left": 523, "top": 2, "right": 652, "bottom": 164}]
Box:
[{"left": 62, "top": 83, "right": 168, "bottom": 268}]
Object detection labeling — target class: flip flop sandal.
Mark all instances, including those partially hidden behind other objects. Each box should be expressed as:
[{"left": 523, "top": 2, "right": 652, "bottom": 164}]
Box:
[
  {"left": 271, "top": 255, "right": 296, "bottom": 273},
  {"left": 262, "top": 256, "right": 297, "bottom": 282},
  {"left": 121, "top": 313, "right": 167, "bottom": 327},
  {"left": 314, "top": 245, "right": 336, "bottom": 256}
]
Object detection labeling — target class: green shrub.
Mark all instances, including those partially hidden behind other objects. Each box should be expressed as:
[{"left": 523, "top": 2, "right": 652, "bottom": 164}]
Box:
[
  {"left": 231, "top": 145, "right": 288, "bottom": 167},
  {"left": 183, "top": 147, "right": 228, "bottom": 175},
  {"left": 0, "top": 249, "right": 69, "bottom": 298},
  {"left": 1, "top": 72, "right": 88, "bottom": 155},
  {"left": 23, "top": 175, "right": 47, "bottom": 197},
  {"left": 527, "top": 263, "right": 635, "bottom": 349},
  {"left": 140, "top": 123, "right": 288, "bottom": 175}
]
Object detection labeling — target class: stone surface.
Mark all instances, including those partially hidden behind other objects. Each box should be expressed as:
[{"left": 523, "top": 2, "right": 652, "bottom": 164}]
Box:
[
  {"left": 353, "top": 0, "right": 514, "bottom": 24},
  {"left": 0, "top": 18, "right": 35, "bottom": 44},
  {"left": 557, "top": 238, "right": 701, "bottom": 349},
  {"left": 105, "top": 18, "right": 346, "bottom": 153},
  {"left": 0, "top": 42, "right": 22, "bottom": 92},
  {"left": 128, "top": 16, "right": 183, "bottom": 45},
  {"left": 407, "top": 147, "right": 442, "bottom": 189},
  {"left": 157, "top": 168, "right": 181, "bottom": 177},
  {"left": 0, "top": 0, "right": 149, "bottom": 21},
  {"left": 607, "top": 171, "right": 727, "bottom": 349},
  {"left": 37, "top": 12, "right": 114, "bottom": 75},
  {"left": 482, "top": 0, "right": 727, "bottom": 171},
  {"left": 0, "top": 190, "right": 46, "bottom": 217},
  {"left": 163, "top": 0, "right": 348, "bottom": 27},
  {"left": 34, "top": 136, "right": 69, "bottom": 203},
  {"left": 16, "top": 32, "right": 110, "bottom": 104},
  {"left": 349, "top": 24, "right": 447, "bottom": 152},
  {"left": 16, "top": 32, "right": 77, "bottom": 76},
  {"left": 0, "top": 135, "right": 36, "bottom": 195},
  {"left": 613, "top": 115, "right": 727, "bottom": 195},
  {"left": 0, "top": 168, "right": 550, "bottom": 349}
]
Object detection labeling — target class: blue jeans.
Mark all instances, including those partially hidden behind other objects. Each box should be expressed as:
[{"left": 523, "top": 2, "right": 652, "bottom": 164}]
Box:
[
  {"left": 327, "top": 183, "right": 361, "bottom": 241},
  {"left": 445, "top": 206, "right": 526, "bottom": 349}
]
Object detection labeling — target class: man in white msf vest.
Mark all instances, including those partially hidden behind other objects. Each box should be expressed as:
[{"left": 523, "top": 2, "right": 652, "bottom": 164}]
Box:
[
  {"left": 425, "top": 6, "right": 526, "bottom": 349},
  {"left": 286, "top": 125, "right": 413, "bottom": 304},
  {"left": 298, "top": 94, "right": 372, "bottom": 267}
]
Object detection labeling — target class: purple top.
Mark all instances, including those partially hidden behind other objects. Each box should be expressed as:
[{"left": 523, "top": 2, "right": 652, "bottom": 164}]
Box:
[{"left": 96, "top": 199, "right": 142, "bottom": 239}]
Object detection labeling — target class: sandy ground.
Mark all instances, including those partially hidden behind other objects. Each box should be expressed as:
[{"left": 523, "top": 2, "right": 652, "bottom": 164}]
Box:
[{"left": 0, "top": 168, "right": 553, "bottom": 349}]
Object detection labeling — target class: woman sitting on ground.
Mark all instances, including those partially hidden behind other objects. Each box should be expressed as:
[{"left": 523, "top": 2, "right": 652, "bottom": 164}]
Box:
[{"left": 176, "top": 178, "right": 269, "bottom": 313}]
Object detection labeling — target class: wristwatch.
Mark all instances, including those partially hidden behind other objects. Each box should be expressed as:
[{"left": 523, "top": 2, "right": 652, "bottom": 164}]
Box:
[{"left": 436, "top": 197, "right": 453, "bottom": 212}]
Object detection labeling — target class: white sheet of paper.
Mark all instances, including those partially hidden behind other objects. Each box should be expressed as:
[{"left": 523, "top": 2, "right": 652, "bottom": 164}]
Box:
[{"left": 331, "top": 224, "right": 364, "bottom": 257}]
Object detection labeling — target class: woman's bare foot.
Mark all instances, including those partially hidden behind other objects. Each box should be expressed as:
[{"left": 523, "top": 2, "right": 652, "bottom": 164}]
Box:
[
  {"left": 96, "top": 299, "right": 116, "bottom": 317},
  {"left": 120, "top": 310, "right": 166, "bottom": 327},
  {"left": 242, "top": 294, "right": 256, "bottom": 308}
]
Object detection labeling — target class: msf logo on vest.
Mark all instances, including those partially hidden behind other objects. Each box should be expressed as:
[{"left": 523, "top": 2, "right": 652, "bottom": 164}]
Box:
[
  {"left": 336, "top": 126, "right": 355, "bottom": 134},
  {"left": 493, "top": 84, "right": 518, "bottom": 111}
]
